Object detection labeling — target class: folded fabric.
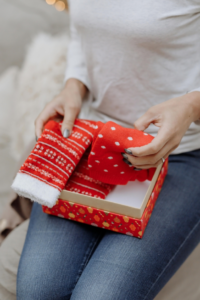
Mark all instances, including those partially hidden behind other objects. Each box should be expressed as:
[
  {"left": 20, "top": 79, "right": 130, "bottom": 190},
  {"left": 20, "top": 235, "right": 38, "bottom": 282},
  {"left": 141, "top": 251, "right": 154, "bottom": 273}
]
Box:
[
  {"left": 89, "top": 121, "right": 155, "bottom": 185},
  {"left": 11, "top": 119, "right": 97, "bottom": 207},
  {"left": 12, "top": 119, "right": 155, "bottom": 208},
  {"left": 65, "top": 151, "right": 115, "bottom": 199}
]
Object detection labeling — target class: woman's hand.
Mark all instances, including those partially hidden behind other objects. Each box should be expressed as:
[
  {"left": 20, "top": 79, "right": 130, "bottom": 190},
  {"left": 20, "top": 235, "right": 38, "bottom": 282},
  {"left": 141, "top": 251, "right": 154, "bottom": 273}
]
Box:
[
  {"left": 124, "top": 92, "right": 200, "bottom": 169},
  {"left": 35, "top": 78, "right": 87, "bottom": 139}
]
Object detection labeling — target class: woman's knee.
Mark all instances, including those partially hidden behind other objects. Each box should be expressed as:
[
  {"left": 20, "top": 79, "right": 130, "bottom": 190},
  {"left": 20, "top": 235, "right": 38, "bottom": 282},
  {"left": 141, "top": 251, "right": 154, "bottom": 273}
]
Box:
[
  {"left": 17, "top": 260, "right": 72, "bottom": 300},
  {"left": 17, "top": 234, "right": 75, "bottom": 300}
]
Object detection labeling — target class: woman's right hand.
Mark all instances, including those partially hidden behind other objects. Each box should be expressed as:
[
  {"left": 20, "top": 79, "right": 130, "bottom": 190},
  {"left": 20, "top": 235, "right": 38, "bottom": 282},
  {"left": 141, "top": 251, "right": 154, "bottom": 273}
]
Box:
[{"left": 35, "top": 78, "right": 87, "bottom": 140}]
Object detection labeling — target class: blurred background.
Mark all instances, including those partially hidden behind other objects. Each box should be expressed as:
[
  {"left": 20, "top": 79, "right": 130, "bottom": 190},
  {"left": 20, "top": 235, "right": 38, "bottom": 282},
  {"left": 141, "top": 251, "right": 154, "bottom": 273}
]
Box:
[
  {"left": 0, "top": 1, "right": 199, "bottom": 299},
  {"left": 0, "top": 0, "right": 69, "bottom": 75},
  {"left": 0, "top": 0, "right": 70, "bottom": 213}
]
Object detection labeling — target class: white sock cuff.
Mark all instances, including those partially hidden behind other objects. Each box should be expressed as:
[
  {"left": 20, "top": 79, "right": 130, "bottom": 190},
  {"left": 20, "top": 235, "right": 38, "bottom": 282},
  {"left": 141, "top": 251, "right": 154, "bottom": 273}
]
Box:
[{"left": 11, "top": 172, "right": 60, "bottom": 208}]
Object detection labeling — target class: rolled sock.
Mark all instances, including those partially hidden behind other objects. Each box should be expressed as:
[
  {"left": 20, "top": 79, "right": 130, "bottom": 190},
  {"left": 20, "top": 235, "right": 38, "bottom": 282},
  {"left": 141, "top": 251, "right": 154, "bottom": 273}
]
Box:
[
  {"left": 88, "top": 121, "right": 155, "bottom": 185},
  {"left": 12, "top": 119, "right": 97, "bottom": 207},
  {"left": 12, "top": 119, "right": 155, "bottom": 207}
]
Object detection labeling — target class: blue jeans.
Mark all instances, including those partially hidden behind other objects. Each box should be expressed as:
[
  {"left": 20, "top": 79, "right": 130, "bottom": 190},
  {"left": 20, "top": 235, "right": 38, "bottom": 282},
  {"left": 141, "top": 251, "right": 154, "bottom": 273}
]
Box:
[{"left": 17, "top": 150, "right": 200, "bottom": 300}]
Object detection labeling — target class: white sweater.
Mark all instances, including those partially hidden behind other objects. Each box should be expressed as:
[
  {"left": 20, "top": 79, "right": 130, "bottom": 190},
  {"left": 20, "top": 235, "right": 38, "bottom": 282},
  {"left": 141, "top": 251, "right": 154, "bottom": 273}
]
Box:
[{"left": 65, "top": 0, "right": 200, "bottom": 154}]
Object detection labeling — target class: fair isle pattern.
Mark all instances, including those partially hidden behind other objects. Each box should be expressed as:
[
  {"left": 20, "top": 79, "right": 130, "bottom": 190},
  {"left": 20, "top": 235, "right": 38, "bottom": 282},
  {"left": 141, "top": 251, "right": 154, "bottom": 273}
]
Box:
[
  {"left": 78, "top": 119, "right": 99, "bottom": 130},
  {"left": 42, "top": 131, "right": 83, "bottom": 158},
  {"left": 73, "top": 172, "right": 114, "bottom": 189},
  {"left": 67, "top": 181, "right": 107, "bottom": 197},
  {"left": 12, "top": 120, "right": 98, "bottom": 206},
  {"left": 64, "top": 154, "right": 115, "bottom": 199},
  {"left": 19, "top": 120, "right": 96, "bottom": 192},
  {"left": 29, "top": 157, "right": 65, "bottom": 180}
]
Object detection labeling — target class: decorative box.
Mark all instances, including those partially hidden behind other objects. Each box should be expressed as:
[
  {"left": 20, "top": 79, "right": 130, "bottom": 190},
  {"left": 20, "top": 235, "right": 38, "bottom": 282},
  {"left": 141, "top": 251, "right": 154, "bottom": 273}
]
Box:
[{"left": 43, "top": 159, "right": 168, "bottom": 238}]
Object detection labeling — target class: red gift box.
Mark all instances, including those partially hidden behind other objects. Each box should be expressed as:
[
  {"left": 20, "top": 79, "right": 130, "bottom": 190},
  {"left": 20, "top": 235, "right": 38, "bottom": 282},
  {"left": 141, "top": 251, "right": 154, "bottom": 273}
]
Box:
[{"left": 43, "top": 159, "right": 168, "bottom": 238}]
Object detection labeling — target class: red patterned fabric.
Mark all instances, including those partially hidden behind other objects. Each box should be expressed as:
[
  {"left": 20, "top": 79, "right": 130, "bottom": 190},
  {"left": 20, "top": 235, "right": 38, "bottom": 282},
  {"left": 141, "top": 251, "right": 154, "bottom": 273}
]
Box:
[
  {"left": 12, "top": 119, "right": 155, "bottom": 208},
  {"left": 65, "top": 152, "right": 114, "bottom": 199},
  {"left": 89, "top": 121, "right": 155, "bottom": 185},
  {"left": 27, "top": 119, "right": 97, "bottom": 191}
]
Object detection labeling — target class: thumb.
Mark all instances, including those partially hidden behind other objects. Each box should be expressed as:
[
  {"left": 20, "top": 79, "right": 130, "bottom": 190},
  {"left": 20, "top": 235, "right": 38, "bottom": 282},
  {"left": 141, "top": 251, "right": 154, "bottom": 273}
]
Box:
[
  {"left": 133, "top": 110, "right": 154, "bottom": 131},
  {"left": 61, "top": 106, "right": 79, "bottom": 138}
]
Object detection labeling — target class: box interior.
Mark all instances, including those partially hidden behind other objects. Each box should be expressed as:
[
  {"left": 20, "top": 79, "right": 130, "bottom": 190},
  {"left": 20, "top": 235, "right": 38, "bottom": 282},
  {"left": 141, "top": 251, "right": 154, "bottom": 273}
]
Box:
[
  {"left": 60, "top": 163, "right": 162, "bottom": 219},
  {"left": 106, "top": 180, "right": 151, "bottom": 208}
]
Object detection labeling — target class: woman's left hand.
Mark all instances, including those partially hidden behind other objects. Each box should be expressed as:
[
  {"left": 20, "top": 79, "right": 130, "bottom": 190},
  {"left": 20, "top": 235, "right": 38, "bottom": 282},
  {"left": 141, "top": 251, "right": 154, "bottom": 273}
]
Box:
[{"left": 125, "top": 92, "right": 200, "bottom": 169}]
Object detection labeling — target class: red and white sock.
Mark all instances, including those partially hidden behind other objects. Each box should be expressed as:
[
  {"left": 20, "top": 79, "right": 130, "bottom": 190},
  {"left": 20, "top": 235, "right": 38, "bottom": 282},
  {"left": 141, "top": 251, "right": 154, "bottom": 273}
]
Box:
[
  {"left": 65, "top": 151, "right": 115, "bottom": 199},
  {"left": 12, "top": 119, "right": 97, "bottom": 207},
  {"left": 12, "top": 119, "right": 155, "bottom": 207}
]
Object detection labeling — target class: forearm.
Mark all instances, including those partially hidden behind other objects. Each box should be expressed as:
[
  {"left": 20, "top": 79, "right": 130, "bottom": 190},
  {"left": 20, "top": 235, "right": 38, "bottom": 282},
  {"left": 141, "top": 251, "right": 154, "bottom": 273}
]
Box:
[{"left": 64, "top": 78, "right": 88, "bottom": 100}]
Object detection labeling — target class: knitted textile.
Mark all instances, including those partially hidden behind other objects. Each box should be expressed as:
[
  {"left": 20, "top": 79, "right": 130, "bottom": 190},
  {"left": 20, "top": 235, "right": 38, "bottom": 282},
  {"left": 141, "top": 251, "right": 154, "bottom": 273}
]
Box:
[
  {"left": 12, "top": 119, "right": 155, "bottom": 208},
  {"left": 65, "top": 151, "right": 114, "bottom": 199},
  {"left": 88, "top": 121, "right": 155, "bottom": 185}
]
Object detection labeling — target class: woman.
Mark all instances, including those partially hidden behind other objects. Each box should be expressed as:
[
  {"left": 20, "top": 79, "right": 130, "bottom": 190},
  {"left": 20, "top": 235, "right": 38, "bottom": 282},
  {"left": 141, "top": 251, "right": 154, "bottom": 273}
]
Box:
[{"left": 17, "top": 1, "right": 200, "bottom": 299}]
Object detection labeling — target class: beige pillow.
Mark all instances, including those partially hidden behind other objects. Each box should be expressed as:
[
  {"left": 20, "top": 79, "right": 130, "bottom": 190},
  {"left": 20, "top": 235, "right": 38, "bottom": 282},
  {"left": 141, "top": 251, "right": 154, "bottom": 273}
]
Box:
[{"left": 0, "top": 220, "right": 29, "bottom": 300}]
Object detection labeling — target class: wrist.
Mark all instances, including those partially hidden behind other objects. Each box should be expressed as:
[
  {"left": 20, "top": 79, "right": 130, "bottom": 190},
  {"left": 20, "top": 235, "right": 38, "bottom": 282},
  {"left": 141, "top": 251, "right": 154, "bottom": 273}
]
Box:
[
  {"left": 64, "top": 78, "right": 87, "bottom": 99},
  {"left": 183, "top": 91, "right": 200, "bottom": 122}
]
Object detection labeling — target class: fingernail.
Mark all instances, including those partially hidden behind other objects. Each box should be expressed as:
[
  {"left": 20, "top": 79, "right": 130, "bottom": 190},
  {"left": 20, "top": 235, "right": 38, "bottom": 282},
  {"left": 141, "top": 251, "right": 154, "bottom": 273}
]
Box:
[
  {"left": 134, "top": 167, "right": 142, "bottom": 171},
  {"left": 123, "top": 158, "right": 132, "bottom": 166},
  {"left": 124, "top": 148, "right": 132, "bottom": 155},
  {"left": 36, "top": 136, "right": 38, "bottom": 142},
  {"left": 121, "top": 152, "right": 128, "bottom": 159},
  {"left": 63, "top": 129, "right": 70, "bottom": 138}
]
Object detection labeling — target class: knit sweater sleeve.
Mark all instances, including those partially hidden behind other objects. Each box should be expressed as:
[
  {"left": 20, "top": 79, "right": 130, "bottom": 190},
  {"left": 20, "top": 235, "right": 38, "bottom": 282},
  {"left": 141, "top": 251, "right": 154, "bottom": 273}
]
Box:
[{"left": 64, "top": 19, "right": 90, "bottom": 90}]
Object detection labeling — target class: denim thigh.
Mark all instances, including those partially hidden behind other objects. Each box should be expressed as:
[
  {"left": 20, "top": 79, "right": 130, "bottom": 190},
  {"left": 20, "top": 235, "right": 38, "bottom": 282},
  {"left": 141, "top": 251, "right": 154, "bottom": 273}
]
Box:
[
  {"left": 70, "top": 150, "right": 200, "bottom": 300},
  {"left": 17, "top": 203, "right": 105, "bottom": 300},
  {"left": 17, "top": 150, "right": 200, "bottom": 300}
]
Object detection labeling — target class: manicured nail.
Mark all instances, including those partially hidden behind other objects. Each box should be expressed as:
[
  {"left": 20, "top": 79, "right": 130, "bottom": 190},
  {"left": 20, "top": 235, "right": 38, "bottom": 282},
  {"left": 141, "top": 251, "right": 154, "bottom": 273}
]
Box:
[
  {"left": 124, "top": 148, "right": 132, "bottom": 155},
  {"left": 123, "top": 158, "right": 132, "bottom": 166},
  {"left": 63, "top": 129, "right": 70, "bottom": 138},
  {"left": 35, "top": 136, "right": 38, "bottom": 142},
  {"left": 121, "top": 152, "right": 128, "bottom": 159},
  {"left": 134, "top": 167, "right": 142, "bottom": 171}
]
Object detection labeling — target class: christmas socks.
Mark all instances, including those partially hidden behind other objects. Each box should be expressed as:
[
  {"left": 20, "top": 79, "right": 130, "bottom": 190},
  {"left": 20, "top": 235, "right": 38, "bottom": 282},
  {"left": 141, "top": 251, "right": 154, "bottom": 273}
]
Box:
[
  {"left": 65, "top": 151, "right": 115, "bottom": 199},
  {"left": 12, "top": 119, "right": 155, "bottom": 208}
]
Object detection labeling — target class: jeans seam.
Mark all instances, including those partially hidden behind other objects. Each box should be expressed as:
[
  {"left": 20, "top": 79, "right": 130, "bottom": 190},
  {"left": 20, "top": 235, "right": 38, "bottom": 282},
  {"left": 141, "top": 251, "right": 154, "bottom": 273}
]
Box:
[
  {"left": 71, "top": 231, "right": 104, "bottom": 293},
  {"left": 143, "top": 218, "right": 200, "bottom": 300}
]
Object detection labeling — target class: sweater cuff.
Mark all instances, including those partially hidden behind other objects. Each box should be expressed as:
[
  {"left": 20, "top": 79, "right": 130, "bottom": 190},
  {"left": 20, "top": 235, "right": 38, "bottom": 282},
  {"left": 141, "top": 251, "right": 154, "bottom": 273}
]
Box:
[
  {"left": 64, "top": 70, "right": 91, "bottom": 91},
  {"left": 188, "top": 87, "right": 200, "bottom": 93}
]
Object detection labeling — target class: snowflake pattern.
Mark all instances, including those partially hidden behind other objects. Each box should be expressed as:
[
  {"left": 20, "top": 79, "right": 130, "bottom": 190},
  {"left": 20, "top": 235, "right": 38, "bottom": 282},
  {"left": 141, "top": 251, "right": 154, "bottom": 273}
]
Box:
[
  {"left": 22, "top": 162, "right": 64, "bottom": 185},
  {"left": 44, "top": 130, "right": 80, "bottom": 159},
  {"left": 82, "top": 136, "right": 91, "bottom": 145},
  {"left": 44, "top": 149, "right": 57, "bottom": 159},
  {"left": 72, "top": 131, "right": 82, "bottom": 139},
  {"left": 66, "top": 163, "right": 73, "bottom": 173},
  {"left": 34, "top": 144, "right": 44, "bottom": 153},
  {"left": 55, "top": 156, "right": 67, "bottom": 166}
]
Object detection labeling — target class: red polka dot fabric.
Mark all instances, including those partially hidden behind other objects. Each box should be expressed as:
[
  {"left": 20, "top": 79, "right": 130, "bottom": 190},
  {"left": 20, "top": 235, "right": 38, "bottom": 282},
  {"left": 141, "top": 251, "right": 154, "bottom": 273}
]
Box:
[
  {"left": 88, "top": 121, "right": 155, "bottom": 185},
  {"left": 64, "top": 151, "right": 115, "bottom": 199}
]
